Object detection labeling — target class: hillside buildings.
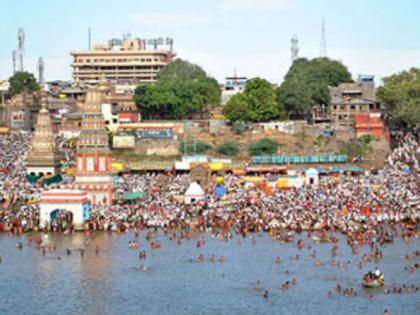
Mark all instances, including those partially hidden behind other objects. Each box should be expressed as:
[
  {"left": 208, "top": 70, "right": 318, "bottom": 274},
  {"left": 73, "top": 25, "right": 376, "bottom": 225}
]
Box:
[
  {"left": 221, "top": 75, "right": 247, "bottom": 106},
  {"left": 312, "top": 75, "right": 380, "bottom": 127},
  {"left": 330, "top": 75, "right": 379, "bottom": 126}
]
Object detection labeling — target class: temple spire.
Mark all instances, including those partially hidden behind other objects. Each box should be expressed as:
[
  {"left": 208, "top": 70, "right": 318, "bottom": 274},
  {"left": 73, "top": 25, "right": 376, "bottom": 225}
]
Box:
[{"left": 26, "top": 84, "right": 60, "bottom": 176}]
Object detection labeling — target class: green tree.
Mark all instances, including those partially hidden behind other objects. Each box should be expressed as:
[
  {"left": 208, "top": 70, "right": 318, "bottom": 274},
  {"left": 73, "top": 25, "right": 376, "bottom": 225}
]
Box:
[
  {"left": 223, "top": 93, "right": 250, "bottom": 122},
  {"left": 277, "top": 57, "right": 352, "bottom": 117},
  {"left": 158, "top": 59, "right": 207, "bottom": 81},
  {"left": 224, "top": 78, "right": 285, "bottom": 122},
  {"left": 134, "top": 59, "right": 221, "bottom": 120},
  {"left": 232, "top": 120, "right": 246, "bottom": 135},
  {"left": 8, "top": 72, "right": 39, "bottom": 96},
  {"left": 377, "top": 67, "right": 420, "bottom": 126},
  {"left": 217, "top": 141, "right": 240, "bottom": 156},
  {"left": 248, "top": 138, "right": 279, "bottom": 156}
]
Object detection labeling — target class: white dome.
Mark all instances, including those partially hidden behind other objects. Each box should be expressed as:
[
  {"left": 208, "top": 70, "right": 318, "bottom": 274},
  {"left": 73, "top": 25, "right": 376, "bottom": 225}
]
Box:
[{"left": 185, "top": 182, "right": 204, "bottom": 197}]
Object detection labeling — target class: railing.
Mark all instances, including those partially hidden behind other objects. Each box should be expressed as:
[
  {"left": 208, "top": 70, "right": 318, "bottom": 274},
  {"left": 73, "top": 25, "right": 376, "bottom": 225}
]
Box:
[{"left": 251, "top": 154, "right": 348, "bottom": 164}]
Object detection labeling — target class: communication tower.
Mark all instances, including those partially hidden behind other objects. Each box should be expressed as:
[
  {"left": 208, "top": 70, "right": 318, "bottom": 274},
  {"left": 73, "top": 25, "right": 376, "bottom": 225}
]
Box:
[
  {"left": 18, "top": 28, "right": 25, "bottom": 72},
  {"left": 38, "top": 57, "right": 44, "bottom": 83},
  {"left": 320, "top": 19, "right": 327, "bottom": 58},
  {"left": 12, "top": 50, "right": 17, "bottom": 74},
  {"left": 291, "top": 35, "right": 299, "bottom": 62}
]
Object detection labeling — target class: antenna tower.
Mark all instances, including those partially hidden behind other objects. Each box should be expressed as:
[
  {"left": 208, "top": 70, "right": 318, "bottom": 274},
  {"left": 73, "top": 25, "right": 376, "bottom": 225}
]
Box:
[
  {"left": 12, "top": 50, "right": 17, "bottom": 74},
  {"left": 291, "top": 34, "right": 299, "bottom": 62},
  {"left": 88, "top": 27, "right": 91, "bottom": 50},
  {"left": 320, "top": 19, "right": 327, "bottom": 58},
  {"left": 18, "top": 28, "right": 25, "bottom": 72},
  {"left": 38, "top": 57, "right": 44, "bottom": 83}
]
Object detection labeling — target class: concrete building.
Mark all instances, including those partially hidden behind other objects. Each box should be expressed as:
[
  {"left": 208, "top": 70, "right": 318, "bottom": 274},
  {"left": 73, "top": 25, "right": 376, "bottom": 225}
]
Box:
[
  {"left": 329, "top": 75, "right": 380, "bottom": 126},
  {"left": 6, "top": 92, "right": 39, "bottom": 131},
  {"left": 221, "top": 75, "right": 247, "bottom": 106},
  {"left": 354, "top": 112, "right": 387, "bottom": 139},
  {"left": 70, "top": 36, "right": 175, "bottom": 84}
]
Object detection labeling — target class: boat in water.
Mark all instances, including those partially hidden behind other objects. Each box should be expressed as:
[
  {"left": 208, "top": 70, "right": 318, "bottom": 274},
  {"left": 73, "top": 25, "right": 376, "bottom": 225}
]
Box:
[{"left": 363, "top": 270, "right": 384, "bottom": 288}]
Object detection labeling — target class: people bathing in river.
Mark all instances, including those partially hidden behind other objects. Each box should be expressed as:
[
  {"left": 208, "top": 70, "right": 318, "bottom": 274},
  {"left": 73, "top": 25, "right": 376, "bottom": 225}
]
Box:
[{"left": 138, "top": 250, "right": 146, "bottom": 259}]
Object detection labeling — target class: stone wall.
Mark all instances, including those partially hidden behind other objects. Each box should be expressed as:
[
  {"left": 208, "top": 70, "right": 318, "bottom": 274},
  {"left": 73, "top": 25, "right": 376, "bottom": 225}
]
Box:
[{"left": 134, "top": 139, "right": 179, "bottom": 156}]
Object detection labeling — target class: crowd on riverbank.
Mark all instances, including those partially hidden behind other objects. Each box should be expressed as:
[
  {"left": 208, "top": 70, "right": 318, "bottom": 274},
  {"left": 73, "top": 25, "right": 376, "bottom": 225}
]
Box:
[{"left": 0, "top": 130, "right": 419, "bottom": 245}]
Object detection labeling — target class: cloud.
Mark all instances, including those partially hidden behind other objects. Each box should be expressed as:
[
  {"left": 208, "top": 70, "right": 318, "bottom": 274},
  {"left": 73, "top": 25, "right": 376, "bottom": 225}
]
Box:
[
  {"left": 219, "top": 0, "right": 298, "bottom": 12},
  {"left": 128, "top": 12, "right": 210, "bottom": 27}
]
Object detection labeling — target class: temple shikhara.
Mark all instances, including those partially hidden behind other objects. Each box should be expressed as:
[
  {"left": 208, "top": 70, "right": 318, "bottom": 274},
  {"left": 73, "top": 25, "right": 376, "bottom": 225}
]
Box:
[
  {"left": 26, "top": 86, "right": 60, "bottom": 176},
  {"left": 68, "top": 80, "right": 113, "bottom": 206}
]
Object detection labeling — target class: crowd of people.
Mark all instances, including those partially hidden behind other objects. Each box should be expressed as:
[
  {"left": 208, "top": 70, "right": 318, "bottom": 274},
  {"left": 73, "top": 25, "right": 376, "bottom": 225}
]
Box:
[{"left": 0, "top": 129, "right": 418, "bottom": 245}]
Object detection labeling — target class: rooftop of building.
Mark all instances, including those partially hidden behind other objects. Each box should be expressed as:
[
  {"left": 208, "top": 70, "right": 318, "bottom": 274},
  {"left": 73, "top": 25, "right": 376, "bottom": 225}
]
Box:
[
  {"left": 71, "top": 36, "right": 174, "bottom": 55},
  {"left": 330, "top": 74, "right": 376, "bottom": 104}
]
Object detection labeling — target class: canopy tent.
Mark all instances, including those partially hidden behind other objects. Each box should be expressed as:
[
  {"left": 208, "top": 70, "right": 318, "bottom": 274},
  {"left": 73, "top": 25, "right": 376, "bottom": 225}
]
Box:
[
  {"left": 27, "top": 174, "right": 40, "bottom": 184},
  {"left": 119, "top": 191, "right": 147, "bottom": 200},
  {"left": 44, "top": 174, "right": 62, "bottom": 186},
  {"left": 215, "top": 185, "right": 226, "bottom": 198},
  {"left": 331, "top": 166, "right": 361, "bottom": 173}
]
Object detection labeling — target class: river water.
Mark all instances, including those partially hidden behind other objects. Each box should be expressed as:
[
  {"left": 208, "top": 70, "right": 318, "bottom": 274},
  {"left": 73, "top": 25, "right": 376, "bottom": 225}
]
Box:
[{"left": 0, "top": 232, "right": 418, "bottom": 315}]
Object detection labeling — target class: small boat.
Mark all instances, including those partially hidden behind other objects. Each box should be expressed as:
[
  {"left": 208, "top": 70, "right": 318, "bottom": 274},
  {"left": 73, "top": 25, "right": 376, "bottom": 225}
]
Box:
[{"left": 363, "top": 271, "right": 384, "bottom": 288}]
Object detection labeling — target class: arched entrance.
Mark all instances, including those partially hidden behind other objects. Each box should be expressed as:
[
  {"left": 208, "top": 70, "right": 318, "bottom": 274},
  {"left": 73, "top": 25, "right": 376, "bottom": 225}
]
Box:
[
  {"left": 39, "top": 189, "right": 90, "bottom": 231},
  {"left": 50, "top": 209, "right": 74, "bottom": 231}
]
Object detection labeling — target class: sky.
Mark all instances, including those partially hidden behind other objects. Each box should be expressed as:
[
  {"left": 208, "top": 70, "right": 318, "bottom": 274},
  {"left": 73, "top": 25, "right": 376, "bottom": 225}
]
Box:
[{"left": 0, "top": 0, "right": 419, "bottom": 84}]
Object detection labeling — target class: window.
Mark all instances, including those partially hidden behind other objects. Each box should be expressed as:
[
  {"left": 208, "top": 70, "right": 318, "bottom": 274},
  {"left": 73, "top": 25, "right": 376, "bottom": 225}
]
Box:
[
  {"left": 99, "top": 157, "right": 106, "bottom": 171},
  {"left": 86, "top": 157, "right": 94, "bottom": 171},
  {"left": 350, "top": 105, "right": 356, "bottom": 110}
]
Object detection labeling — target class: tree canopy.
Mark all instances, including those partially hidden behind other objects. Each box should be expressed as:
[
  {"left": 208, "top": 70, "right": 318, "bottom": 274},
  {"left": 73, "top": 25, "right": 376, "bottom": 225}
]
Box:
[
  {"left": 8, "top": 71, "right": 39, "bottom": 96},
  {"left": 276, "top": 57, "right": 352, "bottom": 117},
  {"left": 217, "top": 141, "right": 240, "bottom": 156},
  {"left": 134, "top": 59, "right": 221, "bottom": 120},
  {"left": 377, "top": 67, "right": 420, "bottom": 126},
  {"left": 224, "top": 78, "right": 286, "bottom": 122},
  {"left": 248, "top": 138, "right": 279, "bottom": 156}
]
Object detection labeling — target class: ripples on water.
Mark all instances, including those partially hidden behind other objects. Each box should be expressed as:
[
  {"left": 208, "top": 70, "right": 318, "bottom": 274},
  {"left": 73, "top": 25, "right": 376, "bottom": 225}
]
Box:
[{"left": 0, "top": 232, "right": 419, "bottom": 315}]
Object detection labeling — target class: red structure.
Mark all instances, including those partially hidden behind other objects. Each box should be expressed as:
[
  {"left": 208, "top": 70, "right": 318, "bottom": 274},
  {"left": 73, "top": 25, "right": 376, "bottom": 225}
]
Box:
[
  {"left": 118, "top": 112, "right": 140, "bottom": 124},
  {"left": 354, "top": 113, "right": 387, "bottom": 139},
  {"left": 68, "top": 85, "right": 113, "bottom": 206}
]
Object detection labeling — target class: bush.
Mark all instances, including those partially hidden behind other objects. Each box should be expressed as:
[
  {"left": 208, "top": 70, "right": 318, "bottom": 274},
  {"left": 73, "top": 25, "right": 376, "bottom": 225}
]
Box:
[
  {"left": 217, "top": 141, "right": 240, "bottom": 156},
  {"left": 358, "top": 134, "right": 372, "bottom": 145},
  {"left": 232, "top": 121, "right": 246, "bottom": 135},
  {"left": 179, "top": 140, "right": 212, "bottom": 154},
  {"left": 341, "top": 137, "right": 373, "bottom": 159},
  {"left": 248, "top": 138, "right": 279, "bottom": 156}
]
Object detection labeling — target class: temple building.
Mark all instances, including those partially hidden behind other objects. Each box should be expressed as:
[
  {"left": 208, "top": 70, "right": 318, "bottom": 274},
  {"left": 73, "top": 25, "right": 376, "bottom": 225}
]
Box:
[
  {"left": 69, "top": 80, "right": 113, "bottom": 206},
  {"left": 26, "top": 87, "right": 60, "bottom": 176}
]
